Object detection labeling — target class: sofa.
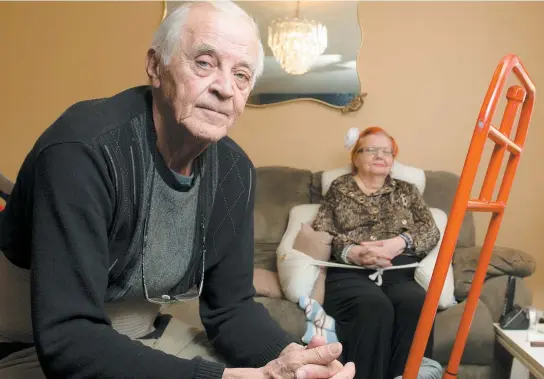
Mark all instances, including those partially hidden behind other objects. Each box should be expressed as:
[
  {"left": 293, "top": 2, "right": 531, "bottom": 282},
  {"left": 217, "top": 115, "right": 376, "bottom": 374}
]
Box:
[{"left": 165, "top": 166, "right": 537, "bottom": 379}]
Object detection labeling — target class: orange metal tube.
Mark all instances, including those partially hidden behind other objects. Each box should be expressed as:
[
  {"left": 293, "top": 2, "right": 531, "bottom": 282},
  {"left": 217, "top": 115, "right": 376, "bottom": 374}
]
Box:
[
  {"left": 479, "top": 86, "right": 525, "bottom": 201},
  {"left": 488, "top": 126, "right": 523, "bottom": 155},
  {"left": 445, "top": 211, "right": 504, "bottom": 374},
  {"left": 466, "top": 200, "right": 505, "bottom": 213},
  {"left": 511, "top": 75, "right": 535, "bottom": 151},
  {"left": 499, "top": 86, "right": 526, "bottom": 136},
  {"left": 402, "top": 54, "right": 536, "bottom": 379},
  {"left": 496, "top": 88, "right": 534, "bottom": 205}
]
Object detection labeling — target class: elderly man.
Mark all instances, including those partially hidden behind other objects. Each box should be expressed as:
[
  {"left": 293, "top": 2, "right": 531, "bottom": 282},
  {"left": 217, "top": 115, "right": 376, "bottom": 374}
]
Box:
[{"left": 0, "top": 1, "right": 355, "bottom": 379}]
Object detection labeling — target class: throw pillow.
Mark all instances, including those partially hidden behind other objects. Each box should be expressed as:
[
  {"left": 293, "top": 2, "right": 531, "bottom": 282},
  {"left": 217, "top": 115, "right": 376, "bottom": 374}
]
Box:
[
  {"left": 277, "top": 204, "right": 324, "bottom": 303},
  {"left": 321, "top": 161, "right": 426, "bottom": 197},
  {"left": 292, "top": 224, "right": 333, "bottom": 260},
  {"left": 253, "top": 269, "right": 284, "bottom": 299},
  {"left": 414, "top": 207, "right": 457, "bottom": 309},
  {"left": 292, "top": 223, "right": 333, "bottom": 304}
]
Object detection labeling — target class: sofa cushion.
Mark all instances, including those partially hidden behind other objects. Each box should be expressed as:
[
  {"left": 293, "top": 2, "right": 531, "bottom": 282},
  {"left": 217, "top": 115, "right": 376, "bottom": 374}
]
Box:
[
  {"left": 253, "top": 269, "right": 284, "bottom": 299},
  {"left": 254, "top": 167, "right": 312, "bottom": 245},
  {"left": 254, "top": 297, "right": 306, "bottom": 340},
  {"left": 254, "top": 167, "right": 313, "bottom": 271},
  {"left": 310, "top": 171, "right": 324, "bottom": 204},
  {"left": 456, "top": 365, "right": 494, "bottom": 379},
  {"left": 423, "top": 171, "right": 475, "bottom": 248},
  {"left": 254, "top": 243, "right": 279, "bottom": 271},
  {"left": 433, "top": 299, "right": 495, "bottom": 365}
]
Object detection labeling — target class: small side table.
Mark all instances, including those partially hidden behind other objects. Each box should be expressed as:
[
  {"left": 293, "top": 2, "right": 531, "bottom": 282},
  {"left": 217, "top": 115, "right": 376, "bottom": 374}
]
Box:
[{"left": 494, "top": 323, "right": 544, "bottom": 379}]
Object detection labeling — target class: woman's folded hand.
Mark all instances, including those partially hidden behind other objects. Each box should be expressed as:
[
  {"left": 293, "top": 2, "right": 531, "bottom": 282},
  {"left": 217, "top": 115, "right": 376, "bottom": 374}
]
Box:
[
  {"left": 360, "top": 237, "right": 406, "bottom": 261},
  {"left": 347, "top": 243, "right": 392, "bottom": 268}
]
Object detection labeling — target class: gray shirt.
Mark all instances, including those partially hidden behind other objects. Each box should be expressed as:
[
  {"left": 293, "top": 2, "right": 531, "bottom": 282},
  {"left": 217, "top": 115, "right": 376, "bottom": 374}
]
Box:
[{"left": 124, "top": 164, "right": 200, "bottom": 300}]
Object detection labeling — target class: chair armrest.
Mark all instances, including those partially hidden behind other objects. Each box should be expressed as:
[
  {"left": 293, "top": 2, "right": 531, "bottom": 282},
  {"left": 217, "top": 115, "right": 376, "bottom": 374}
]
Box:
[
  {"left": 453, "top": 245, "right": 536, "bottom": 301},
  {"left": 480, "top": 276, "right": 533, "bottom": 322}
]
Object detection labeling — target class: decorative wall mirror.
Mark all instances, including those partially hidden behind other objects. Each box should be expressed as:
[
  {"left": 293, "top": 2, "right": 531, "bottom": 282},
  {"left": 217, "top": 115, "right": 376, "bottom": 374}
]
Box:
[{"left": 163, "top": 1, "right": 366, "bottom": 113}]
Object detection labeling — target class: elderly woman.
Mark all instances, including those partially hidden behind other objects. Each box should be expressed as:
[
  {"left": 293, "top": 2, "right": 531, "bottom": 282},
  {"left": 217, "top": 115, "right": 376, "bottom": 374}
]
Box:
[{"left": 312, "top": 126, "right": 440, "bottom": 379}]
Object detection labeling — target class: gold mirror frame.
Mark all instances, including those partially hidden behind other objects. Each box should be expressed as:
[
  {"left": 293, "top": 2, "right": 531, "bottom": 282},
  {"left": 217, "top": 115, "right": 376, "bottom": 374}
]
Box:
[{"left": 160, "top": 1, "right": 366, "bottom": 113}]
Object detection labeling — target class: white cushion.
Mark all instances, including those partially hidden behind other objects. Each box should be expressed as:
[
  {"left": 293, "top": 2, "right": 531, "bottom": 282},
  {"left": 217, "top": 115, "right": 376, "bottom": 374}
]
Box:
[
  {"left": 414, "top": 208, "right": 457, "bottom": 309},
  {"left": 390, "top": 161, "right": 426, "bottom": 195},
  {"left": 276, "top": 204, "right": 322, "bottom": 303},
  {"left": 321, "top": 166, "right": 350, "bottom": 197},
  {"left": 321, "top": 161, "right": 426, "bottom": 197}
]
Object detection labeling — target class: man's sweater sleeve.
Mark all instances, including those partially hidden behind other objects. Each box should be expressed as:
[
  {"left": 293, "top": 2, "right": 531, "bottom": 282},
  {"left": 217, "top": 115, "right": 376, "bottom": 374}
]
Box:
[
  {"left": 199, "top": 163, "right": 295, "bottom": 368},
  {"left": 30, "top": 143, "right": 224, "bottom": 379}
]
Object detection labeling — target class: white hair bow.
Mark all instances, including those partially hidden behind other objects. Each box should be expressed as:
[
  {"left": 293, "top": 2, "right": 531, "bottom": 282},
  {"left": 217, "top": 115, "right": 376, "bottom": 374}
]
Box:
[{"left": 344, "top": 127, "right": 361, "bottom": 150}]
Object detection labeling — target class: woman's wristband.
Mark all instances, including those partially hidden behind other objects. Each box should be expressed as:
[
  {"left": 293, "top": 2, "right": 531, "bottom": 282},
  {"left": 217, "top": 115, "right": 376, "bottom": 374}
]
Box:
[
  {"left": 341, "top": 244, "right": 355, "bottom": 264},
  {"left": 399, "top": 232, "right": 414, "bottom": 251}
]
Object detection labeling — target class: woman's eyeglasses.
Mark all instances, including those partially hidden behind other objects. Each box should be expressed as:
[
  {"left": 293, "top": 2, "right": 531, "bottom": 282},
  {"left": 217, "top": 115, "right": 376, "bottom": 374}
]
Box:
[{"left": 356, "top": 147, "right": 393, "bottom": 157}]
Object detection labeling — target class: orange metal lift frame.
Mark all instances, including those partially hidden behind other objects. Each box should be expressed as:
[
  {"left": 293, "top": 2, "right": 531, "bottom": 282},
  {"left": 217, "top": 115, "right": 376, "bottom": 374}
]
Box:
[{"left": 402, "top": 54, "right": 536, "bottom": 379}]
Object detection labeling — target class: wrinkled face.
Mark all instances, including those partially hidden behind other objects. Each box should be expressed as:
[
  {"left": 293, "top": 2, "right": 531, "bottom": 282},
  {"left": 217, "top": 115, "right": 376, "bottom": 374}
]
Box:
[
  {"left": 148, "top": 5, "right": 260, "bottom": 142},
  {"left": 353, "top": 133, "right": 394, "bottom": 177}
]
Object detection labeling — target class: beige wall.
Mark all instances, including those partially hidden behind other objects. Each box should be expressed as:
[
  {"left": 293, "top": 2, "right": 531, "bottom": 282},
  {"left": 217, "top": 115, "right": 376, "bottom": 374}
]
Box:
[
  {"left": 1, "top": 1, "right": 162, "bottom": 175},
  {"left": 1, "top": 2, "right": 542, "bottom": 305}
]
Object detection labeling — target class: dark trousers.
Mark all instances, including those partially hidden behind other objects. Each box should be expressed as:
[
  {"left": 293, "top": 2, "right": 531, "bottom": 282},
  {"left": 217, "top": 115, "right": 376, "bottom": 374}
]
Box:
[{"left": 324, "top": 257, "right": 434, "bottom": 379}]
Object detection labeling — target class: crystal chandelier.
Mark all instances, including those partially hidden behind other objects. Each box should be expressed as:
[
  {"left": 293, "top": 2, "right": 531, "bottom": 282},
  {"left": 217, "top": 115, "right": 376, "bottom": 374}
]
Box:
[{"left": 268, "top": 2, "right": 327, "bottom": 75}]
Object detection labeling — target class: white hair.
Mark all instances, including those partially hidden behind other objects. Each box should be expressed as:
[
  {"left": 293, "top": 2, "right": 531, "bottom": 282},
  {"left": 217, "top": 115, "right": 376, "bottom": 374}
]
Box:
[{"left": 151, "top": 1, "right": 264, "bottom": 88}]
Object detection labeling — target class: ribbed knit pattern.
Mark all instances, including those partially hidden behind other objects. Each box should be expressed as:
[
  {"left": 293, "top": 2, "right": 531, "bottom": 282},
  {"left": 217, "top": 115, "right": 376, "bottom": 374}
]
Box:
[
  {"left": 193, "top": 358, "right": 226, "bottom": 379},
  {"left": 103, "top": 301, "right": 161, "bottom": 339}
]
